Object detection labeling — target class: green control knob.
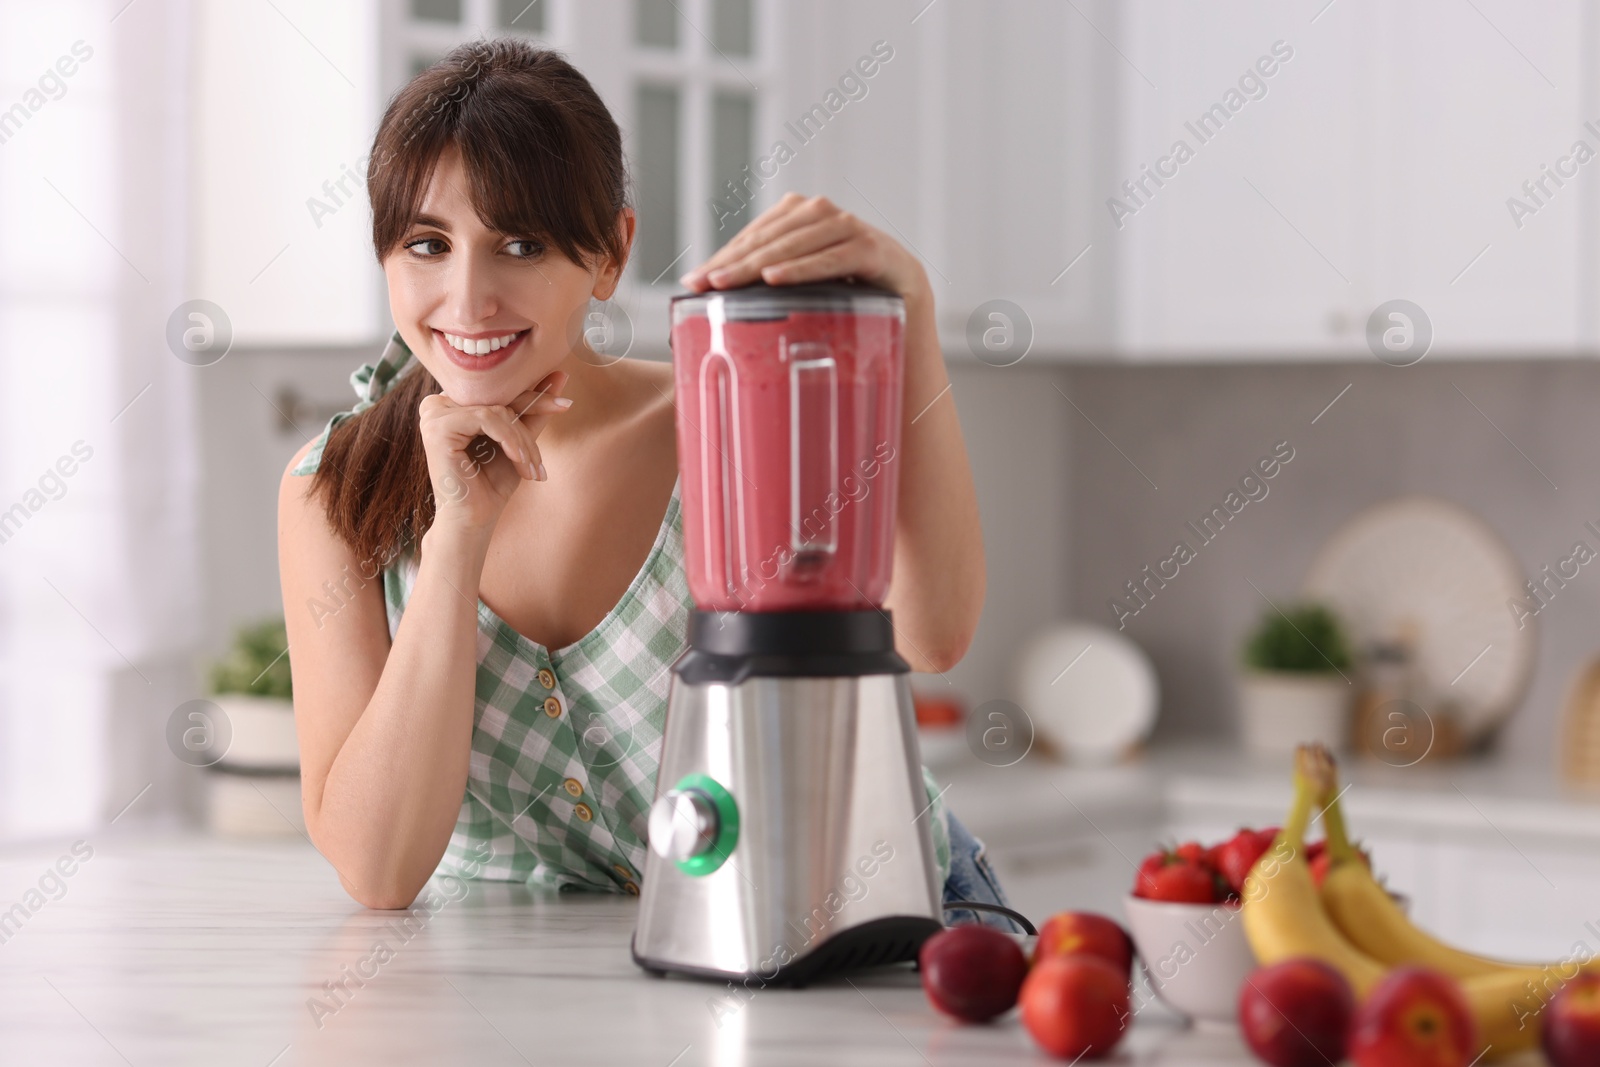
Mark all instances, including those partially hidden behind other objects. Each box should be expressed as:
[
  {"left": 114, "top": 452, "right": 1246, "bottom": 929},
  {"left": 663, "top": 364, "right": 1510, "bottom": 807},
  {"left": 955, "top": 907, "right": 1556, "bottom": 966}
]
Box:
[{"left": 647, "top": 773, "right": 739, "bottom": 876}]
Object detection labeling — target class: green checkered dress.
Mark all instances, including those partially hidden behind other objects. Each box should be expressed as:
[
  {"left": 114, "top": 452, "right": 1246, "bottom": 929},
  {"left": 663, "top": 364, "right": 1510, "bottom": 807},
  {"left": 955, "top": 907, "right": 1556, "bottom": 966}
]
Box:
[{"left": 293, "top": 333, "right": 952, "bottom": 895}]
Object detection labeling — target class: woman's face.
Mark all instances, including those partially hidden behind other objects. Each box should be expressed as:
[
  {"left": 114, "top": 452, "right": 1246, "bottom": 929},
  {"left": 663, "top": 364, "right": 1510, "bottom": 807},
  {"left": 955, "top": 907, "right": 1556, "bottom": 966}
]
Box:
[{"left": 383, "top": 145, "right": 628, "bottom": 408}]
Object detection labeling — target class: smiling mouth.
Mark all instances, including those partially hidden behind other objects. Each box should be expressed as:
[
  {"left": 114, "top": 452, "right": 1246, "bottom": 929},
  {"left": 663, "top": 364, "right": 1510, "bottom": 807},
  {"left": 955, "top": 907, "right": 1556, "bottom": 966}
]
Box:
[{"left": 437, "top": 328, "right": 529, "bottom": 356}]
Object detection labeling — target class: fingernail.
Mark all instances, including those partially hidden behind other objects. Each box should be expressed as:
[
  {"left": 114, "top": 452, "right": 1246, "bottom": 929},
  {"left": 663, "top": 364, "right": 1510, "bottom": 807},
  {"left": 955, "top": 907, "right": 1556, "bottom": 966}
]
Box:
[
  {"left": 536, "top": 462, "right": 547, "bottom": 481},
  {"left": 679, "top": 271, "right": 701, "bottom": 288},
  {"left": 708, "top": 268, "right": 730, "bottom": 284},
  {"left": 554, "top": 397, "right": 574, "bottom": 409}
]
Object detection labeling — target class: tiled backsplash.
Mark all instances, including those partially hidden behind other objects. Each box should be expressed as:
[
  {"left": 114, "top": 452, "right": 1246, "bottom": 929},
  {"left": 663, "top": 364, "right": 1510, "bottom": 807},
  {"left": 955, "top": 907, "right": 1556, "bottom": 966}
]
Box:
[{"left": 1060, "top": 358, "right": 1600, "bottom": 769}]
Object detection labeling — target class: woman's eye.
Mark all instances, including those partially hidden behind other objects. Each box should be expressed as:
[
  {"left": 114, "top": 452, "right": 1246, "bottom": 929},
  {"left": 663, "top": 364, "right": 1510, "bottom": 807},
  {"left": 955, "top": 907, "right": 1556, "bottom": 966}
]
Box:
[
  {"left": 404, "top": 237, "right": 447, "bottom": 257},
  {"left": 506, "top": 239, "right": 545, "bottom": 258}
]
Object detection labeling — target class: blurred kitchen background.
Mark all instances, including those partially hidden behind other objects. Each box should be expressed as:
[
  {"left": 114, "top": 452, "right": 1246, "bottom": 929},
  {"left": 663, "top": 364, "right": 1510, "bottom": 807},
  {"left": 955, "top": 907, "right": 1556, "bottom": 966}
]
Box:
[{"left": 5, "top": 0, "right": 1600, "bottom": 953}]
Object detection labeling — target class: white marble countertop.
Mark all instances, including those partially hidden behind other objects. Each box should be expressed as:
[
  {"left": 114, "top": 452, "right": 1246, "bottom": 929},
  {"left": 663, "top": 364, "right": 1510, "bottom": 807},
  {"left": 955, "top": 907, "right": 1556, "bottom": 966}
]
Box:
[
  {"left": 0, "top": 831, "right": 1252, "bottom": 1066},
  {"left": 5, "top": 745, "right": 1585, "bottom": 1064}
]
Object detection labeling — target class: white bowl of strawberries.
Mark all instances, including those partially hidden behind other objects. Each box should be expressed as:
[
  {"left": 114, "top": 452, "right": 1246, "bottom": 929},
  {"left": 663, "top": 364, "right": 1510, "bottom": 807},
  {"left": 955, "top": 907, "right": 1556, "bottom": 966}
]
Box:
[{"left": 1122, "top": 827, "right": 1277, "bottom": 1028}]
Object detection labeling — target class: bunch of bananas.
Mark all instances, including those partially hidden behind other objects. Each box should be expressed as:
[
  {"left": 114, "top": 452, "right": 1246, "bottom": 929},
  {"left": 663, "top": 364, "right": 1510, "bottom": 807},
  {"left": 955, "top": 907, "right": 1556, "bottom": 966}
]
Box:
[{"left": 1241, "top": 744, "right": 1594, "bottom": 1060}]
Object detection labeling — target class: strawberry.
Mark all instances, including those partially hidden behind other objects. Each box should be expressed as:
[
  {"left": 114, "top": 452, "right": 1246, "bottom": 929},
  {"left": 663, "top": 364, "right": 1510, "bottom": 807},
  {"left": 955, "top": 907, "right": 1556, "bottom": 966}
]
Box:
[
  {"left": 1212, "top": 826, "right": 1279, "bottom": 894},
  {"left": 1133, "top": 848, "right": 1223, "bottom": 903},
  {"left": 1134, "top": 851, "right": 1168, "bottom": 899},
  {"left": 1141, "top": 860, "right": 1219, "bottom": 903}
]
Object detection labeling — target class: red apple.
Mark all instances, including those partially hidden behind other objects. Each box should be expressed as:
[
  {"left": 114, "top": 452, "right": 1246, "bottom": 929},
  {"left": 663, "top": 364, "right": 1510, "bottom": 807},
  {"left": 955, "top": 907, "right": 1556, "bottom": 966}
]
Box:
[
  {"left": 918, "top": 925, "right": 1028, "bottom": 1022},
  {"left": 1543, "top": 972, "right": 1600, "bottom": 1067},
  {"left": 1350, "top": 966, "right": 1477, "bottom": 1067},
  {"left": 1032, "top": 911, "right": 1134, "bottom": 979},
  {"left": 1019, "top": 955, "right": 1130, "bottom": 1060},
  {"left": 1237, "top": 958, "right": 1355, "bottom": 1067}
]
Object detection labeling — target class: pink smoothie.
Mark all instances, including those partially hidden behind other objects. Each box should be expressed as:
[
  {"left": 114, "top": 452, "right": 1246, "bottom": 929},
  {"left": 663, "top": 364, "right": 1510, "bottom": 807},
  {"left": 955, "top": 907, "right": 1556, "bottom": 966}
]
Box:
[{"left": 673, "top": 306, "right": 904, "bottom": 612}]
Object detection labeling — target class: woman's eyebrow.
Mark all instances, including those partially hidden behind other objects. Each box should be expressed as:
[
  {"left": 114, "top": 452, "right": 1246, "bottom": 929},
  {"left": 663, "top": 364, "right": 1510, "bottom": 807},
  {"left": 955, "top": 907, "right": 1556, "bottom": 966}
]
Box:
[{"left": 410, "top": 213, "right": 451, "bottom": 231}]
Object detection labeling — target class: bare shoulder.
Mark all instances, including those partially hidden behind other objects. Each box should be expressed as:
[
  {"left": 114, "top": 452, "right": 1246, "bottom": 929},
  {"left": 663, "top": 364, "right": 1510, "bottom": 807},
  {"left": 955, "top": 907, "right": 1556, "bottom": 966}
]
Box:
[
  {"left": 278, "top": 439, "right": 330, "bottom": 534},
  {"left": 615, "top": 356, "right": 676, "bottom": 430},
  {"left": 601, "top": 358, "right": 677, "bottom": 487},
  {"left": 277, "top": 437, "right": 363, "bottom": 583},
  {"left": 278, "top": 439, "right": 321, "bottom": 522},
  {"left": 630, "top": 355, "right": 674, "bottom": 396}
]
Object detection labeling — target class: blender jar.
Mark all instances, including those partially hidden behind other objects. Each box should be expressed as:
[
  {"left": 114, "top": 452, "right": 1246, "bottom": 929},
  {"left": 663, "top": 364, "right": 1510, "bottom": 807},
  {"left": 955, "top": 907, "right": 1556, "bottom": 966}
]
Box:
[{"left": 670, "top": 280, "right": 906, "bottom": 613}]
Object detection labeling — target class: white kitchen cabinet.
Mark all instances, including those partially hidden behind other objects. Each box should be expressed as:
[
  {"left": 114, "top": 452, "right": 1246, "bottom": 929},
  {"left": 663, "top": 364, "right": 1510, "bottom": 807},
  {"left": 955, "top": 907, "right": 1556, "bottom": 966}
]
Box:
[
  {"left": 901, "top": 0, "right": 1117, "bottom": 356},
  {"left": 1431, "top": 838, "right": 1600, "bottom": 961},
  {"left": 204, "top": 1, "right": 1598, "bottom": 356},
  {"left": 761, "top": 0, "right": 1600, "bottom": 360},
  {"left": 1110, "top": 1, "right": 1364, "bottom": 355},
  {"left": 192, "top": 0, "right": 384, "bottom": 347},
  {"left": 1108, "top": 0, "right": 1595, "bottom": 357}
]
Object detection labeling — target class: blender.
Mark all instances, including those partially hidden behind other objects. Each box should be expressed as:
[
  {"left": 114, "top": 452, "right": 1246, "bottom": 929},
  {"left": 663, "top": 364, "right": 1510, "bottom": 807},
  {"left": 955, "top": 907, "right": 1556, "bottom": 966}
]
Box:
[{"left": 631, "top": 280, "right": 944, "bottom": 986}]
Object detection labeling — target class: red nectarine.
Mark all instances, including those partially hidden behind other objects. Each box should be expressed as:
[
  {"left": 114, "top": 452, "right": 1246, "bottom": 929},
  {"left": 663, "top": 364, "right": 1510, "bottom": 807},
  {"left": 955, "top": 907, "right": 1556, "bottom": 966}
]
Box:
[
  {"left": 1032, "top": 911, "right": 1134, "bottom": 979},
  {"left": 1237, "top": 958, "right": 1354, "bottom": 1067},
  {"left": 918, "top": 925, "right": 1028, "bottom": 1023},
  {"left": 1543, "top": 972, "right": 1600, "bottom": 1067},
  {"left": 1350, "top": 966, "right": 1476, "bottom": 1067},
  {"left": 1019, "top": 955, "right": 1130, "bottom": 1059}
]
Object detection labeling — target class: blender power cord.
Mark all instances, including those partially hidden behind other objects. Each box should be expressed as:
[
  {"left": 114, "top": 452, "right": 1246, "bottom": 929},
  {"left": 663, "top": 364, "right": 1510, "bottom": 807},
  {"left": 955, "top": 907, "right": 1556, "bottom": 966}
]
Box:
[{"left": 941, "top": 900, "right": 1036, "bottom": 936}]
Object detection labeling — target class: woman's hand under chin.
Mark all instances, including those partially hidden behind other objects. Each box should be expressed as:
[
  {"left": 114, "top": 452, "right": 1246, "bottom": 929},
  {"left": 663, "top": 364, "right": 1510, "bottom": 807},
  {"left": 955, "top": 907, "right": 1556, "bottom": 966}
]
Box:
[
  {"left": 678, "top": 192, "right": 932, "bottom": 305},
  {"left": 418, "top": 370, "right": 573, "bottom": 540}
]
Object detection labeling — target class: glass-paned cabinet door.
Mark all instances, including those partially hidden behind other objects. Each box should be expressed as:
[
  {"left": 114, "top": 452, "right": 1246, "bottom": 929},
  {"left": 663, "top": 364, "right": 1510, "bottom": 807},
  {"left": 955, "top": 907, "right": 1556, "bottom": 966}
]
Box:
[
  {"left": 388, "top": 0, "right": 554, "bottom": 97},
  {"left": 711, "top": 0, "right": 753, "bottom": 56},
  {"left": 635, "top": 0, "right": 679, "bottom": 49},
  {"left": 709, "top": 90, "right": 755, "bottom": 248},
  {"left": 625, "top": 0, "right": 768, "bottom": 287},
  {"left": 634, "top": 84, "right": 682, "bottom": 284},
  {"left": 496, "top": 0, "right": 545, "bottom": 33},
  {"left": 410, "top": 0, "right": 462, "bottom": 23}
]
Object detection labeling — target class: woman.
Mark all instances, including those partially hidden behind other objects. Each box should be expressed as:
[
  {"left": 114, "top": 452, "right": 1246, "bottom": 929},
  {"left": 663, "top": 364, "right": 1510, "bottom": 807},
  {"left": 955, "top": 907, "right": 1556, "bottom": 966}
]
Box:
[{"left": 278, "top": 38, "right": 1012, "bottom": 929}]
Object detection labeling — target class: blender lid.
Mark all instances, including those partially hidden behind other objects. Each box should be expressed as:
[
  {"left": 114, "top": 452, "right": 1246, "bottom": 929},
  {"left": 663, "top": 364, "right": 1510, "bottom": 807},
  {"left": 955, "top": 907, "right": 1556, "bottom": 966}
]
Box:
[{"left": 670, "top": 278, "right": 904, "bottom": 321}]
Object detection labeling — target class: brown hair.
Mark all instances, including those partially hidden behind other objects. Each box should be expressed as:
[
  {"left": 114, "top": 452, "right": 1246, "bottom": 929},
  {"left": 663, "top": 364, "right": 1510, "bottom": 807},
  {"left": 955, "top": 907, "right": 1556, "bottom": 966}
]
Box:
[{"left": 309, "top": 39, "right": 630, "bottom": 566}]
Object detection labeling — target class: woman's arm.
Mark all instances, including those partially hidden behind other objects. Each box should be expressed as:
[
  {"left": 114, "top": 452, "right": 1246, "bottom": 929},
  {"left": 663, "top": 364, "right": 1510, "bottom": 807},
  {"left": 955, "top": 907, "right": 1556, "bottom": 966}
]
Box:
[
  {"left": 279, "top": 379, "right": 568, "bottom": 909},
  {"left": 879, "top": 283, "right": 985, "bottom": 673},
  {"left": 279, "top": 443, "right": 489, "bottom": 909},
  {"left": 679, "top": 194, "right": 985, "bottom": 671}
]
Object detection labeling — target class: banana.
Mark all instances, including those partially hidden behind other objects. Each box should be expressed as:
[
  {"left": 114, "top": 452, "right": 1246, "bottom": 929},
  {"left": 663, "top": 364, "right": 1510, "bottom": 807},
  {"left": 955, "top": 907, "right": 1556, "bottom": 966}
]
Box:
[
  {"left": 1315, "top": 779, "right": 1545, "bottom": 981},
  {"left": 1460, "top": 963, "right": 1586, "bottom": 1057},
  {"left": 1240, "top": 746, "right": 1389, "bottom": 998},
  {"left": 1305, "top": 745, "right": 1598, "bottom": 1059}
]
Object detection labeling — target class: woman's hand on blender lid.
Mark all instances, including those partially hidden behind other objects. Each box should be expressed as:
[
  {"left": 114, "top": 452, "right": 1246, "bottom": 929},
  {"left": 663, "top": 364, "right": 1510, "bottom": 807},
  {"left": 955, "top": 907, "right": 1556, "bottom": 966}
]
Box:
[{"left": 678, "top": 191, "right": 931, "bottom": 301}]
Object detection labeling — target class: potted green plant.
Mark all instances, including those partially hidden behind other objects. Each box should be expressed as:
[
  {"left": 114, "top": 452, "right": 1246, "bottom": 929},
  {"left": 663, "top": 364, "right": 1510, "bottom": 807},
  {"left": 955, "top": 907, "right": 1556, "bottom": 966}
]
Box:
[
  {"left": 206, "top": 618, "right": 301, "bottom": 836},
  {"left": 1237, "top": 602, "right": 1354, "bottom": 754},
  {"left": 210, "top": 617, "right": 292, "bottom": 704}
]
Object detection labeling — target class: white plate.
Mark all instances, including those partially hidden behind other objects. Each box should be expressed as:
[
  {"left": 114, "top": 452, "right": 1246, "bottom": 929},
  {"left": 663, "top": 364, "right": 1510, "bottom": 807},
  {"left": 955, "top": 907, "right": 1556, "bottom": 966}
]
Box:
[
  {"left": 1014, "top": 623, "right": 1158, "bottom": 762},
  {"left": 1302, "top": 494, "right": 1534, "bottom": 742}
]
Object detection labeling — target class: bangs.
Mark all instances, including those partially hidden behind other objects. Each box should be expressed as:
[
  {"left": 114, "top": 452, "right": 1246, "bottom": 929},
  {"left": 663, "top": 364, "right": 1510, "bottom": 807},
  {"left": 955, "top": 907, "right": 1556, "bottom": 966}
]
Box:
[{"left": 369, "top": 40, "right": 628, "bottom": 273}]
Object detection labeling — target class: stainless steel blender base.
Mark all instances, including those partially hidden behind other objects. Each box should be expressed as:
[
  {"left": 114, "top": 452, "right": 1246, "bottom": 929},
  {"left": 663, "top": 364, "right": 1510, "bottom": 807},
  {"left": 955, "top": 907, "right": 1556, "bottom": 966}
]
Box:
[{"left": 632, "top": 671, "right": 944, "bottom": 985}]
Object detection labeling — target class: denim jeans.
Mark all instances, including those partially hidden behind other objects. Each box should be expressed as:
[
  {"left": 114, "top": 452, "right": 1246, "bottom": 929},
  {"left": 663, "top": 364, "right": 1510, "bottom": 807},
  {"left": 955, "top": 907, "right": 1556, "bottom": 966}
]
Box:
[{"left": 940, "top": 811, "right": 1020, "bottom": 931}]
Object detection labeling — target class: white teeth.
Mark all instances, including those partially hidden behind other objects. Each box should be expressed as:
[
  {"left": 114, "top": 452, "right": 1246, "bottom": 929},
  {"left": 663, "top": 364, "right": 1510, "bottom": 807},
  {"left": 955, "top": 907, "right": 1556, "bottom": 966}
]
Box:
[{"left": 442, "top": 331, "right": 521, "bottom": 356}]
